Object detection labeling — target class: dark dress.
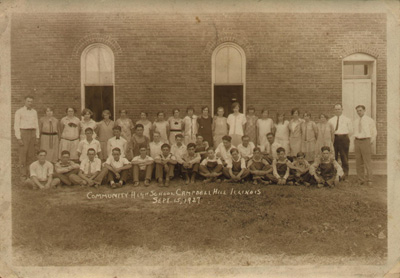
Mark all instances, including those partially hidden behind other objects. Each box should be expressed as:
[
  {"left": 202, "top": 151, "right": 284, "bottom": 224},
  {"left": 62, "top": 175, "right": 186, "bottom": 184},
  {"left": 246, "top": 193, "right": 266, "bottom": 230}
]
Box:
[{"left": 197, "top": 116, "right": 213, "bottom": 148}]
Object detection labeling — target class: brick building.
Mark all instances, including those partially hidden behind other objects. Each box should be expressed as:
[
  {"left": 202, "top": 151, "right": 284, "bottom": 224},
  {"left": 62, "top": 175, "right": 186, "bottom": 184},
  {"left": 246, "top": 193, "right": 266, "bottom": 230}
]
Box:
[{"left": 11, "top": 12, "right": 387, "bottom": 174}]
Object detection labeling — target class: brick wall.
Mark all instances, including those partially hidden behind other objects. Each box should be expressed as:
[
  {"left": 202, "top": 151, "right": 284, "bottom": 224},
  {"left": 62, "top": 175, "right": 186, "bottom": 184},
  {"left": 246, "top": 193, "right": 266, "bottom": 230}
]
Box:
[{"left": 11, "top": 12, "right": 387, "bottom": 173}]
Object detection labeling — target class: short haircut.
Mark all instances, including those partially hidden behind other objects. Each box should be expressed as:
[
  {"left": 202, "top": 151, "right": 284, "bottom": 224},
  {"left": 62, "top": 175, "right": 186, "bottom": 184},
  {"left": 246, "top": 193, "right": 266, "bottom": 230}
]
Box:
[
  {"left": 157, "top": 111, "right": 164, "bottom": 116},
  {"left": 216, "top": 106, "right": 224, "bottom": 112},
  {"left": 66, "top": 107, "right": 76, "bottom": 113},
  {"left": 187, "top": 143, "right": 196, "bottom": 149},
  {"left": 291, "top": 108, "right": 299, "bottom": 116},
  {"left": 172, "top": 108, "right": 180, "bottom": 114},
  {"left": 196, "top": 134, "right": 203, "bottom": 138},
  {"left": 241, "top": 135, "right": 249, "bottom": 140},
  {"left": 85, "top": 127, "right": 94, "bottom": 133},
  {"left": 247, "top": 105, "right": 255, "bottom": 112},
  {"left": 175, "top": 133, "right": 184, "bottom": 139},
  {"left": 276, "top": 147, "right": 286, "bottom": 154},
  {"left": 135, "top": 123, "right": 144, "bottom": 130},
  {"left": 119, "top": 109, "right": 127, "bottom": 114},
  {"left": 319, "top": 113, "right": 328, "bottom": 119},
  {"left": 201, "top": 106, "right": 209, "bottom": 112},
  {"left": 153, "top": 131, "right": 161, "bottom": 136},
  {"left": 140, "top": 112, "right": 148, "bottom": 116},
  {"left": 112, "top": 147, "right": 121, "bottom": 153},
  {"left": 161, "top": 143, "right": 170, "bottom": 150},
  {"left": 231, "top": 102, "right": 240, "bottom": 110},
  {"left": 37, "top": 149, "right": 47, "bottom": 155},
  {"left": 45, "top": 107, "right": 54, "bottom": 113},
  {"left": 334, "top": 103, "right": 343, "bottom": 108},
  {"left": 102, "top": 110, "right": 111, "bottom": 116},
  {"left": 82, "top": 108, "right": 93, "bottom": 116},
  {"left": 230, "top": 148, "right": 239, "bottom": 155},
  {"left": 262, "top": 108, "right": 269, "bottom": 114},
  {"left": 222, "top": 135, "right": 232, "bottom": 142},
  {"left": 186, "top": 106, "right": 195, "bottom": 112},
  {"left": 296, "top": 152, "right": 305, "bottom": 158},
  {"left": 206, "top": 147, "right": 214, "bottom": 152},
  {"left": 253, "top": 147, "right": 261, "bottom": 153},
  {"left": 356, "top": 105, "right": 366, "bottom": 110},
  {"left": 87, "top": 148, "right": 96, "bottom": 154},
  {"left": 266, "top": 132, "right": 274, "bottom": 137},
  {"left": 321, "top": 146, "right": 331, "bottom": 152},
  {"left": 61, "top": 150, "right": 70, "bottom": 156},
  {"left": 303, "top": 112, "right": 311, "bottom": 117},
  {"left": 113, "top": 125, "right": 122, "bottom": 131},
  {"left": 139, "top": 146, "right": 147, "bottom": 151},
  {"left": 25, "top": 95, "right": 34, "bottom": 100}
]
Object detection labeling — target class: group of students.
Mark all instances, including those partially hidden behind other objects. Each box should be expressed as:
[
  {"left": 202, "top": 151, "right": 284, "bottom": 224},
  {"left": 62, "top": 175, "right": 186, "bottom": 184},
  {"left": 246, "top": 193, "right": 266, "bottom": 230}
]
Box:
[{"left": 16, "top": 96, "right": 376, "bottom": 189}]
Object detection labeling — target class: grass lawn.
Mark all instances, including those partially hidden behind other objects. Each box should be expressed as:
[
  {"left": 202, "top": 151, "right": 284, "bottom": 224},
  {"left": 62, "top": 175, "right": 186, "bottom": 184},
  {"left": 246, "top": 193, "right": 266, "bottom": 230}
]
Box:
[{"left": 12, "top": 175, "right": 387, "bottom": 266}]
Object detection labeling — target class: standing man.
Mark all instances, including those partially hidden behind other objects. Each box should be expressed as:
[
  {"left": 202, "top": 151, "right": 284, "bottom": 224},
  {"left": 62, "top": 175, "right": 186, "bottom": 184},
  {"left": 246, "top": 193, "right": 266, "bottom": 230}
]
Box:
[
  {"left": 328, "top": 103, "right": 353, "bottom": 181},
  {"left": 353, "top": 105, "right": 377, "bottom": 185},
  {"left": 14, "top": 96, "right": 40, "bottom": 180}
]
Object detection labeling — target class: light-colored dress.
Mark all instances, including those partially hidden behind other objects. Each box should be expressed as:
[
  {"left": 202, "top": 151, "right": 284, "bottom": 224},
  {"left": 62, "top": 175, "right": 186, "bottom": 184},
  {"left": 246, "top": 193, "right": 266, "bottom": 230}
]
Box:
[
  {"left": 97, "top": 120, "right": 115, "bottom": 160},
  {"left": 153, "top": 121, "right": 169, "bottom": 143},
  {"left": 315, "top": 122, "right": 335, "bottom": 157},
  {"left": 301, "top": 121, "right": 317, "bottom": 162},
  {"left": 39, "top": 116, "right": 59, "bottom": 163},
  {"left": 59, "top": 116, "right": 80, "bottom": 160},
  {"left": 213, "top": 116, "right": 228, "bottom": 148},
  {"left": 275, "top": 120, "right": 290, "bottom": 155},
  {"left": 168, "top": 117, "right": 184, "bottom": 145},
  {"left": 115, "top": 118, "right": 134, "bottom": 142},
  {"left": 289, "top": 119, "right": 303, "bottom": 157},
  {"left": 256, "top": 118, "right": 274, "bottom": 147},
  {"left": 80, "top": 119, "right": 97, "bottom": 141},
  {"left": 136, "top": 120, "right": 152, "bottom": 140},
  {"left": 245, "top": 115, "right": 258, "bottom": 144},
  {"left": 227, "top": 113, "right": 246, "bottom": 147},
  {"left": 183, "top": 115, "right": 198, "bottom": 145}
]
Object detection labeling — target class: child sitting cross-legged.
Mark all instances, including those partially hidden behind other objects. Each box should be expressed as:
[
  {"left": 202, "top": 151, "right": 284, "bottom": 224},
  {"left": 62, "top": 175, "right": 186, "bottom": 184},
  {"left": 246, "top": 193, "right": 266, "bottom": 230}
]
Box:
[
  {"left": 181, "top": 143, "right": 201, "bottom": 185},
  {"left": 309, "top": 146, "right": 344, "bottom": 188},
  {"left": 131, "top": 146, "right": 154, "bottom": 187},
  {"left": 222, "top": 148, "right": 250, "bottom": 183},
  {"left": 199, "top": 147, "right": 223, "bottom": 183},
  {"left": 270, "top": 147, "right": 295, "bottom": 185},
  {"left": 289, "top": 152, "right": 313, "bottom": 186},
  {"left": 154, "top": 143, "right": 177, "bottom": 187},
  {"left": 104, "top": 147, "right": 132, "bottom": 189},
  {"left": 247, "top": 147, "right": 273, "bottom": 185}
]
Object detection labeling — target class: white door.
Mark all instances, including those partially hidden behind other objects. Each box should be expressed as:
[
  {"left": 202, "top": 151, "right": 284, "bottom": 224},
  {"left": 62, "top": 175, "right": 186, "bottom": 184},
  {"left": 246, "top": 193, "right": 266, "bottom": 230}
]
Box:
[{"left": 342, "top": 79, "right": 375, "bottom": 153}]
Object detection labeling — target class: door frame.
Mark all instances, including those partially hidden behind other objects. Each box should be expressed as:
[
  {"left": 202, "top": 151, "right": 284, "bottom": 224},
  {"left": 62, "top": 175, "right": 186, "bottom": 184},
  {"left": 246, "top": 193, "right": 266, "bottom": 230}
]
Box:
[
  {"left": 342, "top": 53, "right": 377, "bottom": 153},
  {"left": 81, "top": 43, "right": 115, "bottom": 120},
  {"left": 211, "top": 42, "right": 246, "bottom": 116}
]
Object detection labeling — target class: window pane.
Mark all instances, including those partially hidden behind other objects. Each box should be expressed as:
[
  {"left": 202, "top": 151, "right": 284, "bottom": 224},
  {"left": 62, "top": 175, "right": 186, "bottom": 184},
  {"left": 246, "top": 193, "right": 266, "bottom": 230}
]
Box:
[
  {"left": 215, "top": 47, "right": 229, "bottom": 84},
  {"left": 343, "top": 64, "right": 353, "bottom": 76},
  {"left": 353, "top": 64, "right": 365, "bottom": 75},
  {"left": 228, "top": 47, "right": 242, "bottom": 83},
  {"left": 85, "top": 46, "right": 113, "bottom": 84}
]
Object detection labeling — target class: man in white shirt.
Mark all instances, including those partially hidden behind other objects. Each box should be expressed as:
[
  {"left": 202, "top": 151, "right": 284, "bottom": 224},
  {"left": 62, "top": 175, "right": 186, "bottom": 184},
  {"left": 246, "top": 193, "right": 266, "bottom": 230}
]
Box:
[
  {"left": 237, "top": 135, "right": 255, "bottom": 162},
  {"left": 24, "top": 150, "right": 60, "bottom": 189},
  {"left": 215, "top": 135, "right": 234, "bottom": 166},
  {"left": 131, "top": 146, "right": 154, "bottom": 187},
  {"left": 260, "top": 132, "right": 282, "bottom": 163},
  {"left": 14, "top": 96, "right": 40, "bottom": 179},
  {"left": 328, "top": 103, "right": 353, "bottom": 180},
  {"left": 171, "top": 134, "right": 187, "bottom": 177},
  {"left": 353, "top": 105, "right": 377, "bottom": 185},
  {"left": 107, "top": 126, "right": 127, "bottom": 158},
  {"left": 149, "top": 131, "right": 164, "bottom": 159},
  {"left": 78, "top": 148, "right": 102, "bottom": 187},
  {"left": 77, "top": 128, "right": 102, "bottom": 162},
  {"left": 104, "top": 147, "right": 132, "bottom": 188},
  {"left": 183, "top": 106, "right": 198, "bottom": 145}
]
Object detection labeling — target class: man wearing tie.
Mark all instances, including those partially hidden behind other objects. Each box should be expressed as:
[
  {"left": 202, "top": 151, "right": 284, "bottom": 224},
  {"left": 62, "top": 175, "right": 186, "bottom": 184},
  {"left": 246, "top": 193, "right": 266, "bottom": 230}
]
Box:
[
  {"left": 328, "top": 103, "right": 353, "bottom": 180},
  {"left": 353, "top": 105, "right": 377, "bottom": 185},
  {"left": 14, "top": 96, "right": 40, "bottom": 180}
]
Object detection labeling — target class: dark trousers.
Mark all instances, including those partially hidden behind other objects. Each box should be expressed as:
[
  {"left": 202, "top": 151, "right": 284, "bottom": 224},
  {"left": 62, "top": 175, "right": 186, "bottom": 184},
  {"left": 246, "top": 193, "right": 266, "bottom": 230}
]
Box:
[
  {"left": 53, "top": 168, "right": 80, "bottom": 185},
  {"left": 19, "top": 129, "right": 37, "bottom": 177},
  {"left": 155, "top": 163, "right": 175, "bottom": 180},
  {"left": 181, "top": 163, "right": 200, "bottom": 177},
  {"left": 333, "top": 135, "right": 349, "bottom": 176},
  {"left": 133, "top": 164, "right": 153, "bottom": 182},
  {"left": 107, "top": 169, "right": 129, "bottom": 183}
]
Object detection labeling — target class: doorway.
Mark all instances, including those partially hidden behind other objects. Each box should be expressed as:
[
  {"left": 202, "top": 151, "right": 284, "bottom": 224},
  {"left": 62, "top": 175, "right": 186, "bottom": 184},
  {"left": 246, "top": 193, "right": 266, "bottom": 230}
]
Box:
[
  {"left": 85, "top": 86, "right": 114, "bottom": 121},
  {"left": 213, "top": 85, "right": 244, "bottom": 117}
]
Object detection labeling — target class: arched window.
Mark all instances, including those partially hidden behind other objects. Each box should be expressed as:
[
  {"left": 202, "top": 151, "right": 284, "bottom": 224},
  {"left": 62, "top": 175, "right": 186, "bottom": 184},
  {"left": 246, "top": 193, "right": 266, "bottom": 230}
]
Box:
[
  {"left": 342, "top": 53, "right": 376, "bottom": 153},
  {"left": 81, "top": 44, "right": 115, "bottom": 121},
  {"left": 212, "top": 43, "right": 246, "bottom": 116}
]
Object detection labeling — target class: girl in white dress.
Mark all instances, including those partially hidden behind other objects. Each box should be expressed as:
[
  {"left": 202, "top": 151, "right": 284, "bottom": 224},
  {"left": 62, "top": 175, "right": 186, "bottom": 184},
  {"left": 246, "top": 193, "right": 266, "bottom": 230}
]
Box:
[
  {"left": 80, "top": 108, "right": 98, "bottom": 141},
  {"left": 256, "top": 108, "right": 274, "bottom": 147},
  {"left": 115, "top": 109, "right": 134, "bottom": 142},
  {"left": 274, "top": 112, "right": 290, "bottom": 155},
  {"left": 153, "top": 111, "right": 169, "bottom": 144},
  {"left": 227, "top": 102, "right": 246, "bottom": 147}
]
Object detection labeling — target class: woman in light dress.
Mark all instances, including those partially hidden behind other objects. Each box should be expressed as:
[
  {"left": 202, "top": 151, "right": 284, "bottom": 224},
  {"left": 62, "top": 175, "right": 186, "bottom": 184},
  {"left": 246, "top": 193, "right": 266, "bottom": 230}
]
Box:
[
  {"left": 153, "top": 111, "right": 169, "bottom": 143},
  {"left": 136, "top": 112, "right": 153, "bottom": 140},
  {"left": 256, "top": 108, "right": 274, "bottom": 148},
  {"left": 300, "top": 112, "right": 318, "bottom": 162},
  {"left": 115, "top": 109, "right": 134, "bottom": 142},
  {"left": 227, "top": 102, "right": 246, "bottom": 147},
  {"left": 212, "top": 106, "right": 228, "bottom": 148},
  {"left": 80, "top": 108, "right": 98, "bottom": 141},
  {"left": 39, "top": 107, "right": 60, "bottom": 163},
  {"left": 244, "top": 106, "right": 258, "bottom": 144},
  {"left": 167, "top": 108, "right": 184, "bottom": 145},
  {"left": 59, "top": 107, "right": 81, "bottom": 160},
  {"left": 288, "top": 108, "right": 303, "bottom": 157},
  {"left": 315, "top": 113, "right": 335, "bottom": 158},
  {"left": 274, "top": 112, "right": 290, "bottom": 155},
  {"left": 97, "top": 110, "right": 114, "bottom": 161}
]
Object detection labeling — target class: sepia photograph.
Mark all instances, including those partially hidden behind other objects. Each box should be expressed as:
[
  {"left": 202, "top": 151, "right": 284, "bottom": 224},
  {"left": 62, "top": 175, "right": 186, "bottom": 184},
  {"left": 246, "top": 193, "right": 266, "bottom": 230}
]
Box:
[{"left": 0, "top": 0, "right": 399, "bottom": 277}]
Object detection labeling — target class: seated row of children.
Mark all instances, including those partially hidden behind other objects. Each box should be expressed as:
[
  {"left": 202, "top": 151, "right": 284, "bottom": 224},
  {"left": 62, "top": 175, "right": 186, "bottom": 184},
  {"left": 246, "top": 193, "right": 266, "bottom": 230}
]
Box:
[{"left": 25, "top": 132, "right": 343, "bottom": 189}]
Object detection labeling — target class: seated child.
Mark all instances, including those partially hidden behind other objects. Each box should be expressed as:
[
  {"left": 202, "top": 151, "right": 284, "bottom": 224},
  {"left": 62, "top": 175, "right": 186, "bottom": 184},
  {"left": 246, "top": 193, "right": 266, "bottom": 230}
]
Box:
[
  {"left": 289, "top": 152, "right": 312, "bottom": 186},
  {"left": 215, "top": 135, "right": 234, "bottom": 166},
  {"left": 309, "top": 146, "right": 344, "bottom": 188},
  {"left": 25, "top": 150, "right": 60, "bottom": 189},
  {"left": 195, "top": 134, "right": 209, "bottom": 161},
  {"left": 270, "top": 147, "right": 295, "bottom": 185},
  {"left": 181, "top": 143, "right": 201, "bottom": 184},
  {"left": 131, "top": 146, "right": 154, "bottom": 187},
  {"left": 222, "top": 148, "right": 250, "bottom": 183},
  {"left": 237, "top": 135, "right": 255, "bottom": 163},
  {"left": 78, "top": 148, "right": 102, "bottom": 187},
  {"left": 77, "top": 127, "right": 101, "bottom": 162},
  {"left": 247, "top": 147, "right": 273, "bottom": 185},
  {"left": 154, "top": 143, "right": 177, "bottom": 187},
  {"left": 107, "top": 125, "right": 128, "bottom": 159},
  {"left": 54, "top": 150, "right": 82, "bottom": 186},
  {"left": 104, "top": 147, "right": 132, "bottom": 189},
  {"left": 171, "top": 133, "right": 187, "bottom": 177},
  {"left": 199, "top": 147, "right": 223, "bottom": 183}
]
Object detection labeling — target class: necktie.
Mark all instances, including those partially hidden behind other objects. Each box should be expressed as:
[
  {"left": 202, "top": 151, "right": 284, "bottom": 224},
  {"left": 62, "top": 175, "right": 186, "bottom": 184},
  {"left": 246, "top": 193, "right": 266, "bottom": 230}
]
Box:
[
  {"left": 88, "top": 161, "right": 92, "bottom": 175},
  {"left": 358, "top": 117, "right": 362, "bottom": 134},
  {"left": 335, "top": 116, "right": 339, "bottom": 131}
]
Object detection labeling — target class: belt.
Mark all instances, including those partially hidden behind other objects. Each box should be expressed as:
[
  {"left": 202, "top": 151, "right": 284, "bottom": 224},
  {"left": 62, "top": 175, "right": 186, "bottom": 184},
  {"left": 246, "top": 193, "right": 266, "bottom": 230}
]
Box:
[
  {"left": 42, "top": 132, "right": 58, "bottom": 136},
  {"left": 355, "top": 137, "right": 370, "bottom": 140},
  {"left": 334, "top": 134, "right": 348, "bottom": 136},
  {"left": 170, "top": 129, "right": 182, "bottom": 132},
  {"left": 61, "top": 137, "right": 79, "bottom": 141},
  {"left": 20, "top": 128, "right": 36, "bottom": 130}
]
